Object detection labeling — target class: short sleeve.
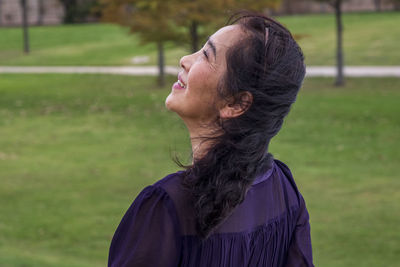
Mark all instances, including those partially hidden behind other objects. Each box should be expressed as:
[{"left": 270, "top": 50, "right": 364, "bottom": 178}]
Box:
[
  {"left": 108, "top": 185, "right": 182, "bottom": 267},
  {"left": 284, "top": 194, "right": 314, "bottom": 267}
]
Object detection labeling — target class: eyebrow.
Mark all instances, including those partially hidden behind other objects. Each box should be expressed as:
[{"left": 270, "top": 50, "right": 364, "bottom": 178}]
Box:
[{"left": 207, "top": 38, "right": 217, "bottom": 60}]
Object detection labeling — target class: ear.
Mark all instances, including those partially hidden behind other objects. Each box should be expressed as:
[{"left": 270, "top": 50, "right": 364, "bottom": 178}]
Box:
[{"left": 219, "top": 91, "right": 253, "bottom": 119}]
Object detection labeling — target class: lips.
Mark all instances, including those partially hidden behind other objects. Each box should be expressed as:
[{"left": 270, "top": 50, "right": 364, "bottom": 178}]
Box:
[
  {"left": 178, "top": 79, "right": 186, "bottom": 89},
  {"left": 175, "top": 73, "right": 186, "bottom": 89}
]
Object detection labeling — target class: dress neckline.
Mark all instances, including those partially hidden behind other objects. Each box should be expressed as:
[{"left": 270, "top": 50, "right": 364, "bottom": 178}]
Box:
[{"left": 251, "top": 161, "right": 275, "bottom": 186}]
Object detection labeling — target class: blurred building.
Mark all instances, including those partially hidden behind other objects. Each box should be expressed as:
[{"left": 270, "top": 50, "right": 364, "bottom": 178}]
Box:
[
  {"left": 0, "top": 0, "right": 64, "bottom": 26},
  {"left": 277, "top": 0, "right": 398, "bottom": 15},
  {"left": 0, "top": 0, "right": 398, "bottom": 27}
]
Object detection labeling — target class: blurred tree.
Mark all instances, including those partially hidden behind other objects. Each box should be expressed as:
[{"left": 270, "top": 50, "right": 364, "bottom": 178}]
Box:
[
  {"left": 99, "top": 0, "right": 280, "bottom": 86},
  {"left": 374, "top": 0, "right": 382, "bottom": 11},
  {"left": 20, "top": 0, "right": 29, "bottom": 54},
  {"left": 100, "top": 0, "right": 180, "bottom": 86},
  {"left": 391, "top": 0, "right": 400, "bottom": 10},
  {"left": 37, "top": 0, "right": 44, "bottom": 25},
  {"left": 282, "top": 0, "right": 294, "bottom": 14},
  {"left": 60, "top": 0, "right": 78, "bottom": 23},
  {"left": 176, "top": 0, "right": 281, "bottom": 53},
  {"left": 0, "top": 0, "right": 3, "bottom": 27},
  {"left": 313, "top": 0, "right": 346, "bottom": 86},
  {"left": 60, "top": 0, "right": 98, "bottom": 23}
]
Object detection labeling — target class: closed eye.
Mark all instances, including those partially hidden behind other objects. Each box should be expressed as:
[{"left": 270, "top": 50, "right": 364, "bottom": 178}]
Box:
[{"left": 202, "top": 49, "right": 209, "bottom": 60}]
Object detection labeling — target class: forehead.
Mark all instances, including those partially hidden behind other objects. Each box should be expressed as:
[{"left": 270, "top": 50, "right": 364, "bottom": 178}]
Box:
[{"left": 210, "top": 25, "right": 243, "bottom": 47}]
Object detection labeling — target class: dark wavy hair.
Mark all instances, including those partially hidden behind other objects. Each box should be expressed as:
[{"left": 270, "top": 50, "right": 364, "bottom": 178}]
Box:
[{"left": 179, "top": 12, "right": 306, "bottom": 240}]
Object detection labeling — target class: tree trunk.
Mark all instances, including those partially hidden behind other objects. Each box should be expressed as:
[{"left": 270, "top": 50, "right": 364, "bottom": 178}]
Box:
[
  {"left": 0, "top": 0, "right": 3, "bottom": 27},
  {"left": 395, "top": 1, "right": 400, "bottom": 11},
  {"left": 285, "top": 0, "right": 293, "bottom": 15},
  {"left": 157, "top": 41, "right": 165, "bottom": 87},
  {"left": 61, "top": 0, "right": 78, "bottom": 23},
  {"left": 20, "top": 0, "right": 30, "bottom": 54},
  {"left": 190, "top": 20, "right": 199, "bottom": 53},
  {"left": 334, "top": 0, "right": 344, "bottom": 86},
  {"left": 37, "top": 0, "right": 44, "bottom": 25},
  {"left": 374, "top": 0, "right": 381, "bottom": 12}
]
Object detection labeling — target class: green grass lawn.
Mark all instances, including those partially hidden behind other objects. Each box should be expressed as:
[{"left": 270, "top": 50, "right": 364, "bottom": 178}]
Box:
[
  {"left": 281, "top": 11, "right": 400, "bottom": 66},
  {"left": 0, "top": 23, "right": 186, "bottom": 66},
  {"left": 0, "top": 74, "right": 399, "bottom": 266},
  {"left": 1, "top": 11, "right": 399, "bottom": 66}
]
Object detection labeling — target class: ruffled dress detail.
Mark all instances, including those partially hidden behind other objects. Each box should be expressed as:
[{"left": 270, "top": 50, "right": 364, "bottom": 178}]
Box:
[{"left": 109, "top": 159, "right": 313, "bottom": 267}]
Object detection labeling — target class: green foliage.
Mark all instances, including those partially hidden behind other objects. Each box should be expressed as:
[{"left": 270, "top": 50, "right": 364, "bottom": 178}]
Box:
[
  {"left": 60, "top": 0, "right": 99, "bottom": 24},
  {"left": 99, "top": 0, "right": 280, "bottom": 49},
  {"left": 100, "top": 0, "right": 179, "bottom": 44},
  {"left": 0, "top": 75, "right": 399, "bottom": 266}
]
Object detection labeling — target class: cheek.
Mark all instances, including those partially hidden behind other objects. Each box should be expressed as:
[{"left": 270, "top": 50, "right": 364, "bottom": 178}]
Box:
[{"left": 187, "top": 66, "right": 218, "bottom": 101}]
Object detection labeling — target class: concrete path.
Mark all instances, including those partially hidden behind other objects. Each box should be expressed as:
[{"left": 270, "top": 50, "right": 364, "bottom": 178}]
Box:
[
  {"left": 0, "top": 66, "right": 180, "bottom": 76},
  {"left": 1, "top": 66, "right": 400, "bottom": 77}
]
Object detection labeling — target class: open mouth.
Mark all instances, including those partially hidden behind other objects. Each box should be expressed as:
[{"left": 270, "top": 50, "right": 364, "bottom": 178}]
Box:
[
  {"left": 173, "top": 74, "right": 187, "bottom": 90},
  {"left": 177, "top": 79, "right": 186, "bottom": 89}
]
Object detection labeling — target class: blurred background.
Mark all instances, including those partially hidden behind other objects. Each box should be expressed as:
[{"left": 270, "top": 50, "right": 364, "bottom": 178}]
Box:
[{"left": 0, "top": 0, "right": 399, "bottom": 266}]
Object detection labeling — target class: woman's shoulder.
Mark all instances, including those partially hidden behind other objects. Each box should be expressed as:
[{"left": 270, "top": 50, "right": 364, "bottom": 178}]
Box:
[
  {"left": 149, "top": 170, "right": 190, "bottom": 208},
  {"left": 272, "top": 158, "right": 305, "bottom": 208},
  {"left": 152, "top": 170, "right": 184, "bottom": 186},
  {"left": 151, "top": 171, "right": 196, "bottom": 232},
  {"left": 129, "top": 171, "right": 185, "bottom": 212}
]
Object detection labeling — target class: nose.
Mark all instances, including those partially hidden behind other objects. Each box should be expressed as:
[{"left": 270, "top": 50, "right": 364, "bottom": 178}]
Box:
[
  {"left": 180, "top": 53, "right": 195, "bottom": 72},
  {"left": 179, "top": 55, "right": 189, "bottom": 72}
]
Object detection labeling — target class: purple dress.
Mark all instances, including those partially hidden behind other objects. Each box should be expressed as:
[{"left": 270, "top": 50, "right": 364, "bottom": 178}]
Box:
[{"left": 108, "top": 159, "right": 313, "bottom": 267}]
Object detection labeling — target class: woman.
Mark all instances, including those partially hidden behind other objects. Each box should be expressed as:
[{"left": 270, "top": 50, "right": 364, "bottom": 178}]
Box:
[{"left": 109, "top": 12, "right": 313, "bottom": 267}]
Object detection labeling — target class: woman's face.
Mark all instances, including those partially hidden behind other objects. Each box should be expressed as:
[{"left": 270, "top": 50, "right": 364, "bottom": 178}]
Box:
[{"left": 165, "top": 25, "right": 243, "bottom": 127}]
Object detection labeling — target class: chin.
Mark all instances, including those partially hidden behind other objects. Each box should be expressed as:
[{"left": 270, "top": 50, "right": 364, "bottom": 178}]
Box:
[{"left": 165, "top": 93, "right": 177, "bottom": 112}]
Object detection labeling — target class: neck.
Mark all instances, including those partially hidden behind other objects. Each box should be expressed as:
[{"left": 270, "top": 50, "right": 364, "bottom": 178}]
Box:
[
  {"left": 184, "top": 120, "right": 220, "bottom": 162},
  {"left": 190, "top": 135, "right": 204, "bottom": 161},
  {"left": 189, "top": 129, "right": 214, "bottom": 162}
]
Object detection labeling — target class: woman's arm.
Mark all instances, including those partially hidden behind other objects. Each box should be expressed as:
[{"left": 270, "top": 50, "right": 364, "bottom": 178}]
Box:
[
  {"left": 108, "top": 185, "right": 181, "bottom": 267},
  {"left": 284, "top": 194, "right": 314, "bottom": 267}
]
